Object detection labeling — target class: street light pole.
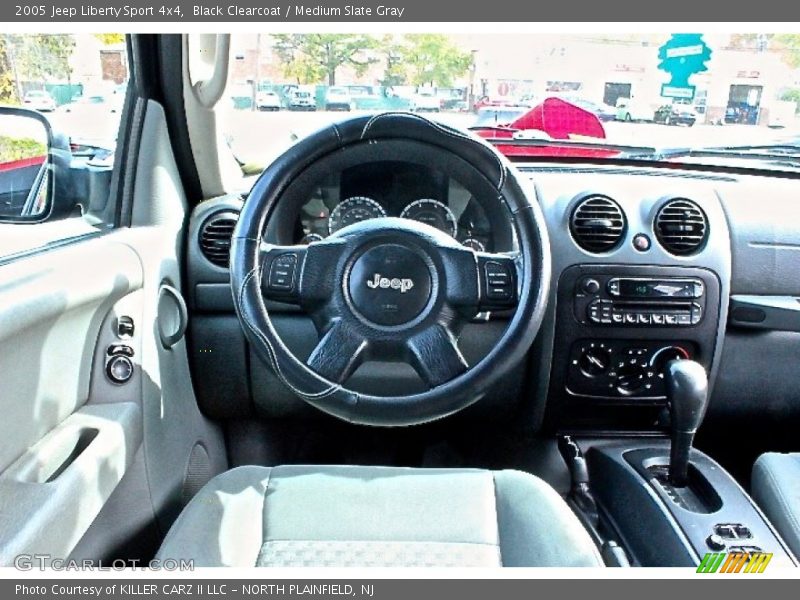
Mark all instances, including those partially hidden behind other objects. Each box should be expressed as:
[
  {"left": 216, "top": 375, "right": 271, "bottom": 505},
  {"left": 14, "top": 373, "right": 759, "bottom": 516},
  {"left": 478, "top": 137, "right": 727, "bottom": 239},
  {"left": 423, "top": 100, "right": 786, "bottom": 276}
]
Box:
[
  {"left": 468, "top": 49, "right": 477, "bottom": 111},
  {"left": 251, "top": 33, "right": 261, "bottom": 112}
]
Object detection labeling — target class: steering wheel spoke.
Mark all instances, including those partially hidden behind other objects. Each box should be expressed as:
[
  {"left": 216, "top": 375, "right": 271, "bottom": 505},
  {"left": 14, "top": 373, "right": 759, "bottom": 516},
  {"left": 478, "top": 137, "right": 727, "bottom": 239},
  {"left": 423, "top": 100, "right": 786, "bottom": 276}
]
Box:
[
  {"left": 260, "top": 239, "right": 347, "bottom": 307},
  {"left": 442, "top": 246, "right": 520, "bottom": 314},
  {"left": 307, "top": 320, "right": 368, "bottom": 385},
  {"left": 406, "top": 324, "right": 468, "bottom": 388}
]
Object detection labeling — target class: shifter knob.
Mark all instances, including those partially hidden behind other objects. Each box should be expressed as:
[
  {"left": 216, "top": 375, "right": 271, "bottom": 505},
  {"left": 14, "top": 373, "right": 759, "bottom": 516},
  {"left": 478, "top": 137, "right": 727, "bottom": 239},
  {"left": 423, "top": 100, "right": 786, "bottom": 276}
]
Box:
[{"left": 665, "top": 359, "right": 709, "bottom": 487}]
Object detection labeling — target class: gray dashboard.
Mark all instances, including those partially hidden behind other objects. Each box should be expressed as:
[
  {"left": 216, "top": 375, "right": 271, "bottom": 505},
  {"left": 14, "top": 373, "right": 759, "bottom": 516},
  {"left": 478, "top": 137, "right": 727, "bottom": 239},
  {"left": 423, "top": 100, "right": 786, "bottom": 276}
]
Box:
[{"left": 184, "top": 162, "right": 800, "bottom": 429}]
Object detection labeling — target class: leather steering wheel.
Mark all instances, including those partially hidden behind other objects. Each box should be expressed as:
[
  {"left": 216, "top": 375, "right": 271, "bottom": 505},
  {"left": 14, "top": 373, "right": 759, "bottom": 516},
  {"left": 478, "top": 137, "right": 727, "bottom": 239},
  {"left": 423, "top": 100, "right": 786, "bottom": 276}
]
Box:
[{"left": 231, "top": 113, "right": 551, "bottom": 426}]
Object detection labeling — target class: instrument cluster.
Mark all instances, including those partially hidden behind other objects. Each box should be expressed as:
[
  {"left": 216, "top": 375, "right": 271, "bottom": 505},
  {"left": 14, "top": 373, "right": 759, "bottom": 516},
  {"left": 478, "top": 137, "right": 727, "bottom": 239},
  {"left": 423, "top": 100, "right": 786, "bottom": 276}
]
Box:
[{"left": 296, "top": 161, "right": 495, "bottom": 251}]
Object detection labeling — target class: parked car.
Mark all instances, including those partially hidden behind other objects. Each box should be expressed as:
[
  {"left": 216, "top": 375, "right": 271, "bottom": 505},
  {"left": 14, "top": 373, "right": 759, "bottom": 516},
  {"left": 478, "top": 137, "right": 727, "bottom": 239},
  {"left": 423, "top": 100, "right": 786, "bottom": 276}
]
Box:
[
  {"left": 410, "top": 90, "right": 441, "bottom": 112},
  {"left": 472, "top": 106, "right": 530, "bottom": 128},
  {"left": 22, "top": 90, "right": 56, "bottom": 112},
  {"left": 473, "top": 95, "right": 522, "bottom": 111},
  {"left": 654, "top": 100, "right": 698, "bottom": 126},
  {"left": 563, "top": 97, "right": 617, "bottom": 122},
  {"left": 615, "top": 97, "right": 654, "bottom": 122},
  {"left": 61, "top": 94, "right": 122, "bottom": 115},
  {"left": 287, "top": 90, "right": 316, "bottom": 111},
  {"left": 255, "top": 90, "right": 282, "bottom": 111},
  {"left": 324, "top": 87, "right": 354, "bottom": 111}
]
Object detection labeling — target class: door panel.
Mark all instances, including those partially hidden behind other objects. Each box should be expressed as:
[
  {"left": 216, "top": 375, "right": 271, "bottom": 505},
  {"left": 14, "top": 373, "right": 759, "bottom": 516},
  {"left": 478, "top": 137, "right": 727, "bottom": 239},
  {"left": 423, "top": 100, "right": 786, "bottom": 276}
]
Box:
[
  {"left": 0, "top": 240, "right": 142, "bottom": 472},
  {"left": 0, "top": 97, "right": 228, "bottom": 565},
  {"left": 0, "top": 403, "right": 141, "bottom": 564},
  {"left": 0, "top": 238, "right": 144, "bottom": 564}
]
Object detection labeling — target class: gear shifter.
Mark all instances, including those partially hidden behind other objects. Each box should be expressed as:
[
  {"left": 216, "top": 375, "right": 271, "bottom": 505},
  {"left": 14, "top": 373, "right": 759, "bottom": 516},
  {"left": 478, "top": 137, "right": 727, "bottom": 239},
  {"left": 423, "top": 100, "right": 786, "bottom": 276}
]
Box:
[{"left": 664, "top": 359, "right": 709, "bottom": 487}]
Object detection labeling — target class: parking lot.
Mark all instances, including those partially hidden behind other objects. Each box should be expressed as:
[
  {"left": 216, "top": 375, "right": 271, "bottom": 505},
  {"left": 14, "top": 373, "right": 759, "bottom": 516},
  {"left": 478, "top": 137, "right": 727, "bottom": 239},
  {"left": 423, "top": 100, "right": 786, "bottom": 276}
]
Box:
[
  {"left": 220, "top": 109, "right": 795, "bottom": 165},
  {"left": 43, "top": 105, "right": 796, "bottom": 165}
]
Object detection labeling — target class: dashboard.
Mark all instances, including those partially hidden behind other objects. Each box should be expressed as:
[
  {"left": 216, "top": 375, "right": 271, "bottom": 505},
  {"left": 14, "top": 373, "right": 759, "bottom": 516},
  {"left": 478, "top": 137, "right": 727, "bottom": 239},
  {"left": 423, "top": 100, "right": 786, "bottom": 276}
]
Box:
[
  {"left": 293, "top": 161, "right": 499, "bottom": 252},
  {"left": 186, "top": 160, "right": 800, "bottom": 433}
]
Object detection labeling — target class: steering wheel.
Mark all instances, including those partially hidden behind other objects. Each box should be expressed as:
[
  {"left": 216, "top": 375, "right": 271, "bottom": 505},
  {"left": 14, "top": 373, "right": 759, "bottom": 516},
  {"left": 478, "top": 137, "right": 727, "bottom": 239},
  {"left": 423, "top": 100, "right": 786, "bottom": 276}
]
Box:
[{"left": 231, "top": 113, "right": 551, "bottom": 426}]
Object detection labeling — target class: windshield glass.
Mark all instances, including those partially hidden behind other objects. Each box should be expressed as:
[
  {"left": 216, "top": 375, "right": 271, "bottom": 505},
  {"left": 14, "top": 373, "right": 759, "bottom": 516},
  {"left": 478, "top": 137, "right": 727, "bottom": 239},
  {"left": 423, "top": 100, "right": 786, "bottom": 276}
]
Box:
[{"left": 220, "top": 33, "right": 800, "bottom": 173}]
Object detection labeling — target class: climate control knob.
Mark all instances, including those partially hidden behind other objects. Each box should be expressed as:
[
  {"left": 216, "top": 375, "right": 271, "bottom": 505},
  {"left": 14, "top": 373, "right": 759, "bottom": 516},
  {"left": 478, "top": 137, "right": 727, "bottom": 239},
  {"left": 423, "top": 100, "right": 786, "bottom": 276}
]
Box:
[
  {"left": 616, "top": 363, "right": 647, "bottom": 395},
  {"left": 651, "top": 345, "right": 690, "bottom": 375},
  {"left": 578, "top": 344, "right": 612, "bottom": 377}
]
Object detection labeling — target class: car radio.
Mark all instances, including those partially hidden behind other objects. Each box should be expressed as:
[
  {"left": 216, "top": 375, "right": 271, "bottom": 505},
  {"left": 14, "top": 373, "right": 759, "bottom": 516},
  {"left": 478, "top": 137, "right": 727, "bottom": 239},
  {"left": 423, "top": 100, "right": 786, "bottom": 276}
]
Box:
[{"left": 574, "top": 275, "right": 706, "bottom": 327}]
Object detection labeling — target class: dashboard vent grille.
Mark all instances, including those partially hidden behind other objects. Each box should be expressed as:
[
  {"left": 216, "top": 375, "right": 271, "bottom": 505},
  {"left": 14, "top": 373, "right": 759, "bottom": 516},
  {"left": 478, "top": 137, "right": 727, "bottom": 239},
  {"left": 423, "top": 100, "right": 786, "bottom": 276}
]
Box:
[
  {"left": 199, "top": 212, "right": 239, "bottom": 268},
  {"left": 655, "top": 199, "right": 708, "bottom": 255},
  {"left": 570, "top": 195, "right": 626, "bottom": 252}
]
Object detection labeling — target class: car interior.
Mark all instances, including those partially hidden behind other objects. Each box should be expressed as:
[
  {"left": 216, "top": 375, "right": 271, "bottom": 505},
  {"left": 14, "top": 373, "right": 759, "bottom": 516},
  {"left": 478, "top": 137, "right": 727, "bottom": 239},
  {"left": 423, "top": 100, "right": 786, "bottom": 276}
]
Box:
[{"left": 1, "top": 33, "right": 799, "bottom": 569}]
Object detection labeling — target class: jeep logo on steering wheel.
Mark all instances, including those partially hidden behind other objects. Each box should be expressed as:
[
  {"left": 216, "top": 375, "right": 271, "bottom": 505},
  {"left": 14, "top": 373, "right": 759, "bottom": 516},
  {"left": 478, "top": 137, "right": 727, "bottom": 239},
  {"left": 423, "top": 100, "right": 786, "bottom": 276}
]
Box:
[{"left": 366, "top": 273, "right": 415, "bottom": 293}]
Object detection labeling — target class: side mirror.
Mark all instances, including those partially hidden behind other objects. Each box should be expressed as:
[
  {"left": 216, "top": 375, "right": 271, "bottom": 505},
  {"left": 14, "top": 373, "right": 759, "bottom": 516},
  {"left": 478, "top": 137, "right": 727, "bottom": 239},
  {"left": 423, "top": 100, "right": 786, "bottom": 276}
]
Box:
[{"left": 0, "top": 107, "right": 53, "bottom": 222}]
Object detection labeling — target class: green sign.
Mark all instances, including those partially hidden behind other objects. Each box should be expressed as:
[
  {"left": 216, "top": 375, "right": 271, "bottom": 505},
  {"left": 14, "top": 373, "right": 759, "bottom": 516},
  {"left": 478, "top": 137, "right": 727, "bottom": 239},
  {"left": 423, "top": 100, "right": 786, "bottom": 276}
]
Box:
[{"left": 657, "top": 34, "right": 711, "bottom": 96}]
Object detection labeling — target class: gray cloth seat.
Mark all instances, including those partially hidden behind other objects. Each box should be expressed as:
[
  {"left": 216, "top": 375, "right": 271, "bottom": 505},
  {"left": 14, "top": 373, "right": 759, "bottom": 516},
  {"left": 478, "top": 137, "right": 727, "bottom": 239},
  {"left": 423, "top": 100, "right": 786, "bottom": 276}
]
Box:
[
  {"left": 157, "top": 465, "right": 602, "bottom": 567},
  {"left": 752, "top": 453, "right": 800, "bottom": 558}
]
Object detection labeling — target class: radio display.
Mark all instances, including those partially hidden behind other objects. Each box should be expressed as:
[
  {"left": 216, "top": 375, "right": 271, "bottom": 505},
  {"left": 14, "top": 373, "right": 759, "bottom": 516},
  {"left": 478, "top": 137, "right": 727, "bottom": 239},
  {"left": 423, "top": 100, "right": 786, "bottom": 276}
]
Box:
[{"left": 614, "top": 278, "right": 701, "bottom": 299}]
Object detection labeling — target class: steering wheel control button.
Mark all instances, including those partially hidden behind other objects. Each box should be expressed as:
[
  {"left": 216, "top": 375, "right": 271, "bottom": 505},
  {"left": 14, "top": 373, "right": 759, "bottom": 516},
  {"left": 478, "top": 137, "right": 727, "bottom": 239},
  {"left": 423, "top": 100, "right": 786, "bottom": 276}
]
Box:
[
  {"left": 268, "top": 253, "right": 298, "bottom": 291},
  {"left": 106, "top": 355, "right": 134, "bottom": 385},
  {"left": 348, "top": 244, "right": 432, "bottom": 326},
  {"left": 632, "top": 233, "right": 651, "bottom": 252},
  {"left": 484, "top": 261, "right": 515, "bottom": 303}
]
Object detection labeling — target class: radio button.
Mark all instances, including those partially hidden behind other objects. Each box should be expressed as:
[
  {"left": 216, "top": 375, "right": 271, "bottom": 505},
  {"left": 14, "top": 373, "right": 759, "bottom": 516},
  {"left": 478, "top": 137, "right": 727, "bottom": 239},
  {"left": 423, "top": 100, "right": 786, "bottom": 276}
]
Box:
[
  {"left": 691, "top": 303, "right": 703, "bottom": 322},
  {"left": 652, "top": 313, "right": 665, "bottom": 325},
  {"left": 582, "top": 278, "right": 601, "bottom": 294},
  {"left": 624, "top": 313, "right": 637, "bottom": 325},
  {"left": 637, "top": 313, "right": 651, "bottom": 325},
  {"left": 665, "top": 314, "right": 679, "bottom": 325}
]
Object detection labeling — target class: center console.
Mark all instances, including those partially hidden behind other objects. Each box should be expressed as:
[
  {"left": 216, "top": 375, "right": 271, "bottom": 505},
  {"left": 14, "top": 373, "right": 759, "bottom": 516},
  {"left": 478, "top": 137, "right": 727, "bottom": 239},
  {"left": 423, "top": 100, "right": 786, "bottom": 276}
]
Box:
[
  {"left": 582, "top": 440, "right": 796, "bottom": 567},
  {"left": 559, "top": 356, "right": 796, "bottom": 567},
  {"left": 548, "top": 264, "right": 722, "bottom": 427},
  {"left": 550, "top": 265, "right": 796, "bottom": 566}
]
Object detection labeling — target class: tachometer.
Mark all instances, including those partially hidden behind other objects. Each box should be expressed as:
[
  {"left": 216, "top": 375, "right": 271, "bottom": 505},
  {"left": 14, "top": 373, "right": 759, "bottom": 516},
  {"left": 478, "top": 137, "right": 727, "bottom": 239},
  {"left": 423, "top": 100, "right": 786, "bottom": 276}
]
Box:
[
  {"left": 328, "top": 196, "right": 386, "bottom": 234},
  {"left": 400, "top": 199, "right": 458, "bottom": 238}
]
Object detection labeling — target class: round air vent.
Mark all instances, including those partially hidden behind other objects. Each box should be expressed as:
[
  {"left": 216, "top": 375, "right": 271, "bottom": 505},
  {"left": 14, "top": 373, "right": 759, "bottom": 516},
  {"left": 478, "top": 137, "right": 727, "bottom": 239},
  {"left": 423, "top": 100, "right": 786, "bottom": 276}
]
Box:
[
  {"left": 199, "top": 211, "right": 239, "bottom": 268},
  {"left": 570, "top": 195, "right": 626, "bottom": 252},
  {"left": 654, "top": 199, "right": 708, "bottom": 255}
]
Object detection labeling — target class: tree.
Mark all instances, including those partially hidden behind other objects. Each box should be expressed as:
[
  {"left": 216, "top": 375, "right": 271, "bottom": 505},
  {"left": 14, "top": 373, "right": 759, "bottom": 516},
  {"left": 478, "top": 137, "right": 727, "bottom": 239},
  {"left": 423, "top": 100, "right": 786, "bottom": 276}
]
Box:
[
  {"left": 780, "top": 88, "right": 800, "bottom": 114},
  {"left": 378, "top": 35, "right": 407, "bottom": 87},
  {"left": 0, "top": 37, "right": 17, "bottom": 103},
  {"left": 14, "top": 34, "right": 75, "bottom": 85},
  {"left": 272, "top": 34, "right": 377, "bottom": 85},
  {"left": 402, "top": 34, "right": 471, "bottom": 88},
  {"left": 773, "top": 35, "right": 800, "bottom": 68},
  {"left": 95, "top": 33, "right": 125, "bottom": 46}
]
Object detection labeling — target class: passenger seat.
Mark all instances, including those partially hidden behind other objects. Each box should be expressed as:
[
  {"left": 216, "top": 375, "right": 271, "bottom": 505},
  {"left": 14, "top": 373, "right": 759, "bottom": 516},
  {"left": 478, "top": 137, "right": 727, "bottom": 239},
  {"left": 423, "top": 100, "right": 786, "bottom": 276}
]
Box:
[{"left": 752, "top": 453, "right": 800, "bottom": 558}]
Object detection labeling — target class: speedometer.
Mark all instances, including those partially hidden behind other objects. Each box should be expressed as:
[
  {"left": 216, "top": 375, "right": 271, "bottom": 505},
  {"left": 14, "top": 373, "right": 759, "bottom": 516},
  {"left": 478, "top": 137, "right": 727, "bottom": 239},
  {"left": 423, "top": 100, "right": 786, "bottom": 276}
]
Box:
[
  {"left": 400, "top": 199, "right": 458, "bottom": 238},
  {"left": 328, "top": 196, "right": 386, "bottom": 234}
]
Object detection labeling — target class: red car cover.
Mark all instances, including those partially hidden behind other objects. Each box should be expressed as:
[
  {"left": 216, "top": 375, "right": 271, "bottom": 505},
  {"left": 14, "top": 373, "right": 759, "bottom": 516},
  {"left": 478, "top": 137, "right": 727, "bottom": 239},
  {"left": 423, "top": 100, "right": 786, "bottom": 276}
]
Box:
[
  {"left": 509, "top": 97, "right": 606, "bottom": 140},
  {"left": 473, "top": 97, "right": 618, "bottom": 158}
]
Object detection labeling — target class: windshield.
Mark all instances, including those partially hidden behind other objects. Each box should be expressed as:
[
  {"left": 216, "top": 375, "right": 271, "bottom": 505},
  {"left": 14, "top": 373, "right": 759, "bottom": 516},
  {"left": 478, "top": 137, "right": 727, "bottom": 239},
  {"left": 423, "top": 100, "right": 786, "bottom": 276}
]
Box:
[{"left": 215, "top": 33, "right": 799, "bottom": 174}]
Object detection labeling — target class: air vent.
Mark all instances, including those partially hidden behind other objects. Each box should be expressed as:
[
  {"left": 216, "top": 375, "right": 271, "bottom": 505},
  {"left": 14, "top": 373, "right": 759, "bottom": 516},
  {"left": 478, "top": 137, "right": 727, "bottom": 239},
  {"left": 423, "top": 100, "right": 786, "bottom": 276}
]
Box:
[
  {"left": 654, "top": 199, "right": 708, "bottom": 255},
  {"left": 570, "top": 195, "right": 626, "bottom": 252},
  {"left": 199, "top": 211, "right": 238, "bottom": 268}
]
